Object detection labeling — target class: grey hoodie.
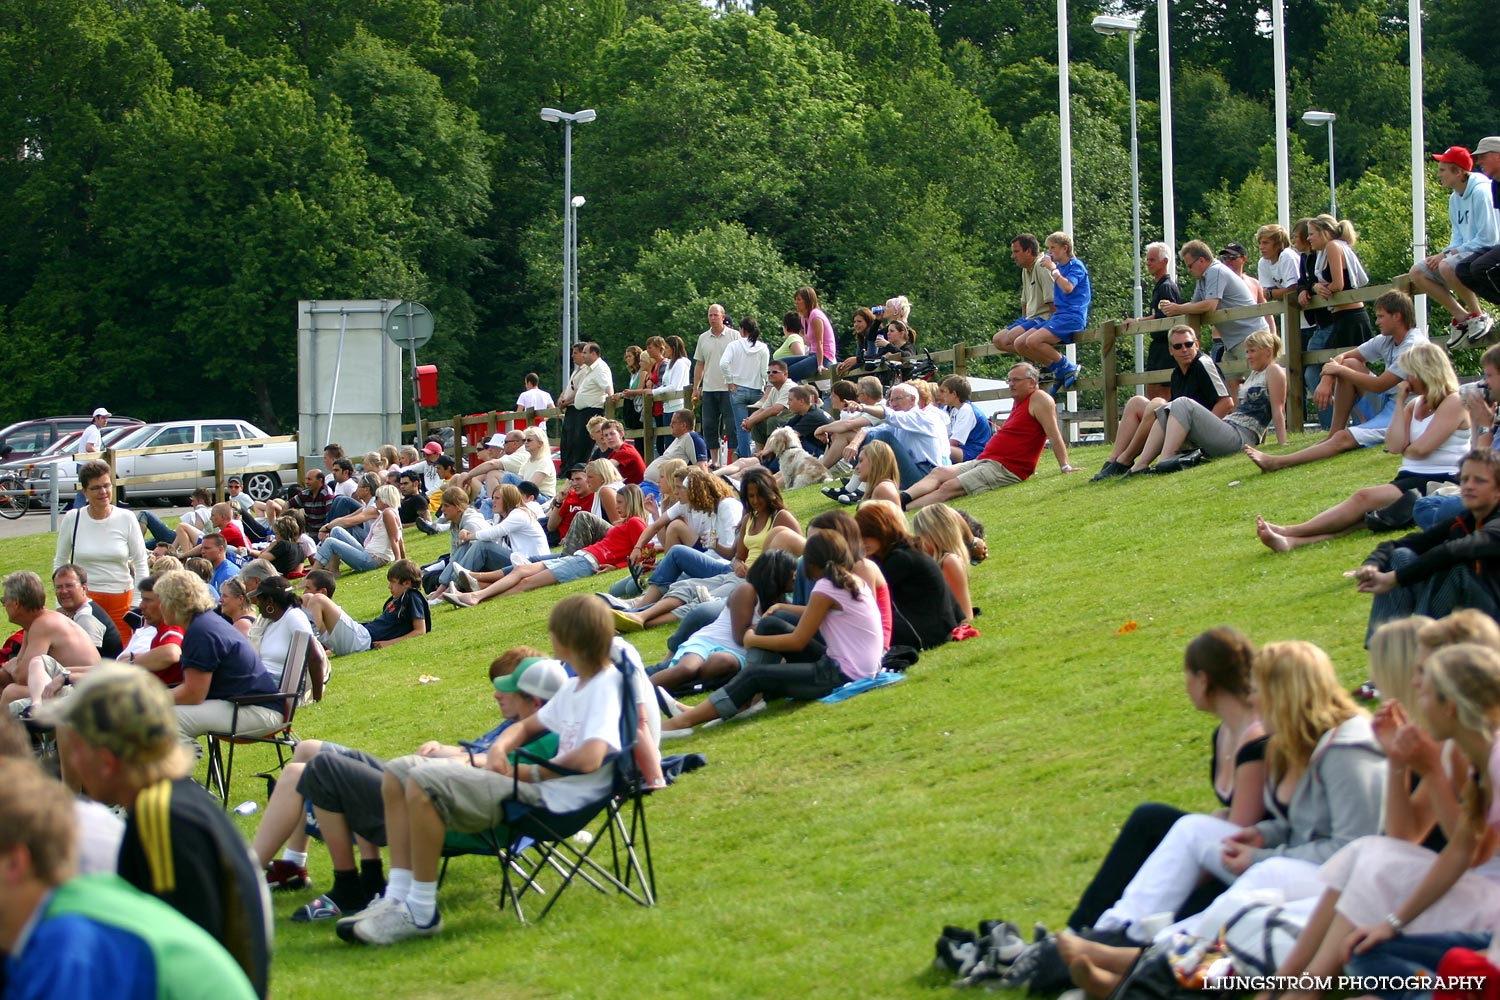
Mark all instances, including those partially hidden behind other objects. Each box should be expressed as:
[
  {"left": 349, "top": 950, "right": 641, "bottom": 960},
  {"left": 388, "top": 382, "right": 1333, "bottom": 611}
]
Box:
[{"left": 1249, "top": 715, "right": 1387, "bottom": 866}]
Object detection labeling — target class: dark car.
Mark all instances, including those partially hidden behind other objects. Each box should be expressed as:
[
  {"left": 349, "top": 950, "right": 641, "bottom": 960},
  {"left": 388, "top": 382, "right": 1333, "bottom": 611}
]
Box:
[{"left": 0, "top": 414, "right": 143, "bottom": 463}]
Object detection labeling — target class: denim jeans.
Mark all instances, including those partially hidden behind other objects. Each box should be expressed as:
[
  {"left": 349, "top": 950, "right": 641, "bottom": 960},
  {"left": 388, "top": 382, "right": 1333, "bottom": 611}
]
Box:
[
  {"left": 456, "top": 539, "right": 512, "bottom": 573},
  {"left": 1303, "top": 323, "right": 1335, "bottom": 430},
  {"left": 783, "top": 354, "right": 821, "bottom": 381},
  {"left": 315, "top": 527, "right": 383, "bottom": 573},
  {"left": 708, "top": 614, "right": 841, "bottom": 718},
  {"left": 863, "top": 424, "right": 934, "bottom": 489},
  {"left": 325, "top": 496, "right": 369, "bottom": 543},
  {"left": 699, "top": 391, "right": 731, "bottom": 461},
  {"left": 728, "top": 386, "right": 763, "bottom": 459},
  {"left": 1414, "top": 493, "right": 1464, "bottom": 531},
  {"left": 647, "top": 546, "right": 732, "bottom": 588},
  {"left": 666, "top": 600, "right": 724, "bottom": 654},
  {"left": 1345, "top": 931, "right": 1491, "bottom": 1000},
  {"left": 138, "top": 511, "right": 177, "bottom": 548}
]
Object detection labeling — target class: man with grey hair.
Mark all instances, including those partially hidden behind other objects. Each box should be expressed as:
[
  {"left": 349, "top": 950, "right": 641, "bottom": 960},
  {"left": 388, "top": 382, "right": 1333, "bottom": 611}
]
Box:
[
  {"left": 1162, "top": 239, "right": 1267, "bottom": 375},
  {"left": 52, "top": 563, "right": 122, "bottom": 659},
  {"left": 815, "top": 375, "right": 886, "bottom": 478},
  {"left": 838, "top": 381, "right": 951, "bottom": 493},
  {"left": 1123, "top": 241, "right": 1183, "bottom": 399},
  {"left": 1, "top": 570, "right": 100, "bottom": 712},
  {"left": 902, "top": 363, "right": 1079, "bottom": 508},
  {"left": 691, "top": 303, "right": 739, "bottom": 460}
]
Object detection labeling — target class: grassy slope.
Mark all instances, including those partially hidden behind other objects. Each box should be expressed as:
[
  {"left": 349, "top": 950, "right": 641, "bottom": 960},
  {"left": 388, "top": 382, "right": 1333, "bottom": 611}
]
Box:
[{"left": 0, "top": 435, "right": 1398, "bottom": 999}]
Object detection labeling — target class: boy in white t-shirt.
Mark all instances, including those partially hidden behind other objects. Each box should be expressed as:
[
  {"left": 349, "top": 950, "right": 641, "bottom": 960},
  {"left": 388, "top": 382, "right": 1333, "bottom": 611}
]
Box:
[{"left": 342, "top": 594, "right": 624, "bottom": 946}]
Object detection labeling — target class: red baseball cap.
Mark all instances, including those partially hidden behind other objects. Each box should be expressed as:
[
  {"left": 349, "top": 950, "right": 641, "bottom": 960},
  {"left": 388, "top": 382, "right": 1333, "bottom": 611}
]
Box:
[
  {"left": 421, "top": 441, "right": 442, "bottom": 456},
  {"left": 1431, "top": 146, "right": 1474, "bottom": 171}
]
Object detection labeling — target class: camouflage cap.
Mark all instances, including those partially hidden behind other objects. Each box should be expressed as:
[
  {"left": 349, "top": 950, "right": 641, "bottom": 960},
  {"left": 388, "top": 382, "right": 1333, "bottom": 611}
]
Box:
[{"left": 34, "top": 664, "right": 178, "bottom": 761}]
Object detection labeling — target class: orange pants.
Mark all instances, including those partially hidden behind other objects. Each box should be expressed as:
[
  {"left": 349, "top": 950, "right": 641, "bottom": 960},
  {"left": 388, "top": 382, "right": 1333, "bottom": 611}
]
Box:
[{"left": 89, "top": 589, "right": 135, "bottom": 647}]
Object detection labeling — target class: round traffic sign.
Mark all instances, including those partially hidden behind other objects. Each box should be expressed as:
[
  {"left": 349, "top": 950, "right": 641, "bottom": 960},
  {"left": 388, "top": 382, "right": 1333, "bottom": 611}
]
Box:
[{"left": 385, "top": 301, "right": 434, "bottom": 350}]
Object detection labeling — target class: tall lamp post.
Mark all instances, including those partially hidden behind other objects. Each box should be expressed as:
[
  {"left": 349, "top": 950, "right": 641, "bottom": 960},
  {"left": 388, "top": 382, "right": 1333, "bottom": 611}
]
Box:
[
  {"left": 1092, "top": 13, "right": 1144, "bottom": 393},
  {"left": 540, "top": 107, "right": 596, "bottom": 389},
  {"left": 571, "top": 194, "right": 586, "bottom": 347},
  {"left": 1302, "top": 110, "right": 1338, "bottom": 217}
]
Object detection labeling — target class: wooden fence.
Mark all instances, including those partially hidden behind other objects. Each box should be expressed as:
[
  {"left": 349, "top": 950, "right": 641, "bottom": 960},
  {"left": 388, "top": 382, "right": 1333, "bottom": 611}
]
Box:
[{"left": 405, "top": 276, "right": 1415, "bottom": 455}]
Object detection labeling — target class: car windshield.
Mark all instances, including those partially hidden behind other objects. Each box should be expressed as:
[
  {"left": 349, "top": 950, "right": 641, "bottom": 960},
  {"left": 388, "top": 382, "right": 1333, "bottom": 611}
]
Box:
[{"left": 107, "top": 425, "right": 160, "bottom": 450}]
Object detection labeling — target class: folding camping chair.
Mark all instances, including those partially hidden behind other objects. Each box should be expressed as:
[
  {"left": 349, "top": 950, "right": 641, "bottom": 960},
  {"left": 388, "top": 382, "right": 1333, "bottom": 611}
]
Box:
[{"left": 203, "top": 631, "right": 311, "bottom": 807}]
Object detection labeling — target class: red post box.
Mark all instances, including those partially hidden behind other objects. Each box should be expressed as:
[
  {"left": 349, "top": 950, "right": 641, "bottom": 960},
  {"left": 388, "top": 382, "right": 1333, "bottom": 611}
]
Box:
[{"left": 416, "top": 365, "right": 439, "bottom": 408}]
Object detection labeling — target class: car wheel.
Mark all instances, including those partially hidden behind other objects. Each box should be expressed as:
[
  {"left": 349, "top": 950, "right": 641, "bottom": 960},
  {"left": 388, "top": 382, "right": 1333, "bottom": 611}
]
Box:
[{"left": 244, "top": 471, "right": 281, "bottom": 502}]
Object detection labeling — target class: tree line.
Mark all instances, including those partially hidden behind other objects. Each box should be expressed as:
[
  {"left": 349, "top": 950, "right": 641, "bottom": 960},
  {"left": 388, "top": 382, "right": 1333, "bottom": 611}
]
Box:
[{"left": 0, "top": 0, "right": 1485, "bottom": 430}]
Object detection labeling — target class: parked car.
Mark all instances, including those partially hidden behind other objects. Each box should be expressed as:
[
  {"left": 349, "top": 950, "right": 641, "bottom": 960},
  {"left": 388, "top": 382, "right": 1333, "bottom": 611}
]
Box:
[
  {"left": 0, "top": 414, "right": 142, "bottom": 463},
  {"left": 0, "top": 427, "right": 142, "bottom": 510},
  {"left": 31, "top": 419, "right": 296, "bottom": 503}
]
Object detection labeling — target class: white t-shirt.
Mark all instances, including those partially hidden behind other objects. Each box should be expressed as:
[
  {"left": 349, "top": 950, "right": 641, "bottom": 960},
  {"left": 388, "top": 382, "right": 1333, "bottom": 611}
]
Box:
[
  {"left": 516, "top": 388, "right": 555, "bottom": 411},
  {"left": 611, "top": 637, "right": 661, "bottom": 747},
  {"left": 1358, "top": 328, "right": 1430, "bottom": 381},
  {"left": 516, "top": 454, "right": 557, "bottom": 498},
  {"left": 947, "top": 405, "right": 978, "bottom": 445},
  {"left": 77, "top": 424, "right": 103, "bottom": 454},
  {"left": 179, "top": 504, "right": 213, "bottom": 531},
  {"left": 534, "top": 666, "right": 623, "bottom": 811},
  {"left": 332, "top": 476, "right": 358, "bottom": 498},
  {"left": 478, "top": 508, "right": 549, "bottom": 559},
  {"left": 1257, "top": 247, "right": 1302, "bottom": 291},
  {"left": 666, "top": 497, "right": 743, "bottom": 553},
  {"left": 258, "top": 607, "right": 314, "bottom": 683},
  {"left": 759, "top": 378, "right": 797, "bottom": 412}
]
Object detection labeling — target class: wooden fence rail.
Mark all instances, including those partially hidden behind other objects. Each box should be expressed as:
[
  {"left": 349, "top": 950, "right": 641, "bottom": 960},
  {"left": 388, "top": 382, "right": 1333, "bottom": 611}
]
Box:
[{"left": 403, "top": 276, "right": 1415, "bottom": 454}]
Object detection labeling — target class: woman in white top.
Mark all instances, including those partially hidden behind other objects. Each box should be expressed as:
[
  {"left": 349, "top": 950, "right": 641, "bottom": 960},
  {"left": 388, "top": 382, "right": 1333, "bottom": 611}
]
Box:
[
  {"left": 585, "top": 458, "right": 626, "bottom": 524},
  {"left": 249, "top": 577, "right": 318, "bottom": 687},
  {"left": 54, "top": 459, "right": 149, "bottom": 642},
  {"left": 720, "top": 316, "right": 771, "bottom": 461},
  {"left": 651, "top": 335, "right": 692, "bottom": 415},
  {"left": 472, "top": 484, "right": 550, "bottom": 562},
  {"left": 312, "top": 484, "right": 404, "bottom": 575},
  {"left": 1259, "top": 342, "right": 1470, "bottom": 552},
  {"left": 516, "top": 427, "right": 557, "bottom": 500}
]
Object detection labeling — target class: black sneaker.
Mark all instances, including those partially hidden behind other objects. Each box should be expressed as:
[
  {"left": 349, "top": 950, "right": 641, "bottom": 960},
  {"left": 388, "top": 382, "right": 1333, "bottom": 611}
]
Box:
[
  {"left": 415, "top": 518, "right": 440, "bottom": 535},
  {"left": 1090, "top": 460, "right": 1126, "bottom": 482},
  {"left": 1364, "top": 488, "right": 1420, "bottom": 533},
  {"left": 934, "top": 927, "right": 981, "bottom": 977}
]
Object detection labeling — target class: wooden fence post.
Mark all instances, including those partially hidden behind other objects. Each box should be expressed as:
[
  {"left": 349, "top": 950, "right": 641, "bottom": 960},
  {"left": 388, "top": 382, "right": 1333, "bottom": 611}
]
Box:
[
  {"left": 953, "top": 341, "right": 967, "bottom": 376},
  {"left": 642, "top": 402, "right": 656, "bottom": 454},
  {"left": 213, "top": 439, "right": 226, "bottom": 502},
  {"left": 1284, "top": 296, "right": 1306, "bottom": 430},
  {"left": 1101, "top": 323, "right": 1119, "bottom": 445}
]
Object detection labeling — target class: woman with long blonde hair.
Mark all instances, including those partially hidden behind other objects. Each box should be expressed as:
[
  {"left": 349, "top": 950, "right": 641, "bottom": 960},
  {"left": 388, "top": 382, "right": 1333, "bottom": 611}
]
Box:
[
  {"left": 1258, "top": 342, "right": 1470, "bottom": 551},
  {"left": 911, "top": 504, "right": 975, "bottom": 624}
]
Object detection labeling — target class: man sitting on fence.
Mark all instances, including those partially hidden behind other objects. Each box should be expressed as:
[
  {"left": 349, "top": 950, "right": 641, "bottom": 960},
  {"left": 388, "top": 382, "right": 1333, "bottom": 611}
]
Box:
[
  {"left": 991, "top": 233, "right": 1056, "bottom": 357},
  {"left": 1092, "top": 325, "right": 1231, "bottom": 480},
  {"left": 1161, "top": 240, "right": 1267, "bottom": 383},
  {"left": 1454, "top": 137, "right": 1500, "bottom": 317},
  {"left": 901, "top": 364, "right": 1079, "bottom": 509},
  {"left": 338, "top": 595, "right": 622, "bottom": 946},
  {"left": 1409, "top": 144, "right": 1498, "bottom": 348},
  {"left": 1006, "top": 231, "right": 1092, "bottom": 396},
  {"left": 1246, "top": 289, "right": 1428, "bottom": 474}
]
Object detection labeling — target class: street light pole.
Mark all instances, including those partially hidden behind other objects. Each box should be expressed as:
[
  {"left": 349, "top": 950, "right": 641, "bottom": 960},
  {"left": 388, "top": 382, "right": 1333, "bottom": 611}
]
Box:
[
  {"left": 1409, "top": 0, "right": 1428, "bottom": 329},
  {"left": 540, "top": 107, "right": 597, "bottom": 391},
  {"left": 1303, "top": 110, "right": 1338, "bottom": 217},
  {"left": 1093, "top": 14, "right": 1144, "bottom": 395},
  {"left": 571, "top": 195, "right": 586, "bottom": 347},
  {"left": 1158, "top": 0, "right": 1176, "bottom": 256}
]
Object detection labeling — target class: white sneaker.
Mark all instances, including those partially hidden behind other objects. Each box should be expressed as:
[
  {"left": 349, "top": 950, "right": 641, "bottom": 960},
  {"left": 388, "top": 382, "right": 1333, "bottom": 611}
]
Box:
[
  {"left": 1448, "top": 320, "right": 1471, "bottom": 350},
  {"left": 335, "top": 893, "right": 401, "bottom": 941},
  {"left": 351, "top": 900, "right": 443, "bottom": 945},
  {"left": 1466, "top": 312, "right": 1495, "bottom": 346},
  {"left": 431, "top": 519, "right": 450, "bottom": 532},
  {"left": 828, "top": 459, "right": 854, "bottom": 478}
]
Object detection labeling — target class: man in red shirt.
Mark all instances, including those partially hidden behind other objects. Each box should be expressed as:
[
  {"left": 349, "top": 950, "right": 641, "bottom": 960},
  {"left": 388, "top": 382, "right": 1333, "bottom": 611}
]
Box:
[
  {"left": 903, "top": 363, "right": 1079, "bottom": 509},
  {"left": 545, "top": 465, "right": 591, "bottom": 546},
  {"left": 599, "top": 421, "right": 646, "bottom": 485}
]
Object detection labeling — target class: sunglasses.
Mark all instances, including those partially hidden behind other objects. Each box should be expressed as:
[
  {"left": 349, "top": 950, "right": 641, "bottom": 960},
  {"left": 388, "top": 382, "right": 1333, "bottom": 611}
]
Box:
[{"left": 1170, "top": 342, "right": 1196, "bottom": 350}]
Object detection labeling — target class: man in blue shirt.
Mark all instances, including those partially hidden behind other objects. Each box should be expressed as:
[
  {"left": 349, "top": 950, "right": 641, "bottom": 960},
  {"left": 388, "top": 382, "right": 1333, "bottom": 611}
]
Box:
[{"left": 1010, "top": 231, "right": 1092, "bottom": 396}]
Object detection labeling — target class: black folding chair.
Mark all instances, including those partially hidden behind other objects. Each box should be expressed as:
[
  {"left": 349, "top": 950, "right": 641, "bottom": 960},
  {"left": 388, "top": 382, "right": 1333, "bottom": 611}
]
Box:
[
  {"left": 203, "top": 631, "right": 311, "bottom": 807},
  {"left": 492, "top": 662, "right": 657, "bottom": 924}
]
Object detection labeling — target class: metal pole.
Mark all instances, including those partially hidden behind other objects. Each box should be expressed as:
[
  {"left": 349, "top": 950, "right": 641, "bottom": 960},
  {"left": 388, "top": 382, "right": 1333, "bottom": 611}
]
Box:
[
  {"left": 1128, "top": 29, "right": 1144, "bottom": 396},
  {"left": 1058, "top": 0, "right": 1078, "bottom": 435},
  {"left": 571, "top": 199, "right": 580, "bottom": 345},
  {"left": 326, "top": 311, "right": 349, "bottom": 448},
  {"left": 1410, "top": 0, "right": 1428, "bottom": 329},
  {"left": 1327, "top": 124, "right": 1338, "bottom": 218},
  {"left": 1273, "top": 0, "right": 1290, "bottom": 230},
  {"left": 1158, "top": 0, "right": 1176, "bottom": 255},
  {"left": 561, "top": 120, "right": 573, "bottom": 390}
]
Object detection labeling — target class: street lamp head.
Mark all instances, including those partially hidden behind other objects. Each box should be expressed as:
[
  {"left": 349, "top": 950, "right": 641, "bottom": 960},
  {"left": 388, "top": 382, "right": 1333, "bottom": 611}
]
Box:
[
  {"left": 539, "top": 108, "right": 564, "bottom": 123},
  {"left": 1091, "top": 14, "right": 1140, "bottom": 35},
  {"left": 1302, "top": 110, "right": 1336, "bottom": 126},
  {"left": 541, "top": 107, "right": 597, "bottom": 125},
  {"left": 574, "top": 109, "right": 597, "bottom": 123},
  {"left": 571, "top": 195, "right": 587, "bottom": 208}
]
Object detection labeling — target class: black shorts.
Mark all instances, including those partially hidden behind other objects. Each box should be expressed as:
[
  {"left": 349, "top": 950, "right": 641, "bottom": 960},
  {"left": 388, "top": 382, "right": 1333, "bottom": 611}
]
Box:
[
  {"left": 1456, "top": 245, "right": 1500, "bottom": 305},
  {"left": 1391, "top": 470, "right": 1459, "bottom": 495}
]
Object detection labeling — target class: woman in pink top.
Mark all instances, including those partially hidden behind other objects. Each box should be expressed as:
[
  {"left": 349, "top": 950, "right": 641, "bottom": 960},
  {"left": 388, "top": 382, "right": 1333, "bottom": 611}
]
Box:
[
  {"left": 660, "top": 533, "right": 883, "bottom": 736},
  {"left": 785, "top": 286, "right": 837, "bottom": 383}
]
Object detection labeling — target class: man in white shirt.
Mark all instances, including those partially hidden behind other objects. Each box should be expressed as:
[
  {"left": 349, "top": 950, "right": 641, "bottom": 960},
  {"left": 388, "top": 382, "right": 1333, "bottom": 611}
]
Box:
[
  {"left": 691, "top": 304, "right": 738, "bottom": 461},
  {"left": 847, "top": 382, "right": 951, "bottom": 488},
  {"left": 515, "top": 372, "right": 555, "bottom": 413},
  {"left": 329, "top": 459, "right": 359, "bottom": 498},
  {"left": 77, "top": 408, "right": 110, "bottom": 454},
  {"left": 558, "top": 342, "right": 613, "bottom": 469},
  {"left": 743, "top": 360, "right": 796, "bottom": 446}
]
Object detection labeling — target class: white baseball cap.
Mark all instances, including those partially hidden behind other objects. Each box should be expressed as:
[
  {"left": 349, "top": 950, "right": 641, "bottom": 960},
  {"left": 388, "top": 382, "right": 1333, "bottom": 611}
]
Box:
[
  {"left": 485, "top": 433, "right": 507, "bottom": 449},
  {"left": 92, "top": 407, "right": 111, "bottom": 418}
]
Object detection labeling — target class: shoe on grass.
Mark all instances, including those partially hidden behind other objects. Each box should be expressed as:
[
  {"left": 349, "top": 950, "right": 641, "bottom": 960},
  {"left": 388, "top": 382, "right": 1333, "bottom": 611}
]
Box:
[
  {"left": 1090, "top": 461, "right": 1126, "bottom": 482},
  {"left": 291, "top": 894, "right": 343, "bottom": 923},
  {"left": 452, "top": 566, "right": 479, "bottom": 594},
  {"left": 265, "top": 859, "right": 311, "bottom": 892},
  {"left": 350, "top": 901, "right": 443, "bottom": 946},
  {"left": 335, "top": 894, "right": 401, "bottom": 942},
  {"left": 611, "top": 609, "right": 643, "bottom": 634}
]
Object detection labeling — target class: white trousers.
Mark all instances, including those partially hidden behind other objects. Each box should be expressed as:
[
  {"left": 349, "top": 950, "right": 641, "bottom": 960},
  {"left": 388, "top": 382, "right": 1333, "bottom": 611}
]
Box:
[{"left": 1095, "top": 812, "right": 1241, "bottom": 941}]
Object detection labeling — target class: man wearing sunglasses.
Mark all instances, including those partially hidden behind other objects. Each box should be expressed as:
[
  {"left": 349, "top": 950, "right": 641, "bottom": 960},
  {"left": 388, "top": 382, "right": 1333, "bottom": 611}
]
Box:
[{"left": 1092, "top": 326, "right": 1232, "bottom": 480}]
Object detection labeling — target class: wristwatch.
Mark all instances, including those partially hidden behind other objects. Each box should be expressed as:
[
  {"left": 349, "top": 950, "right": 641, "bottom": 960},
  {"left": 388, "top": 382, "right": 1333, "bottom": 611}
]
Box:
[{"left": 1383, "top": 913, "right": 1406, "bottom": 934}]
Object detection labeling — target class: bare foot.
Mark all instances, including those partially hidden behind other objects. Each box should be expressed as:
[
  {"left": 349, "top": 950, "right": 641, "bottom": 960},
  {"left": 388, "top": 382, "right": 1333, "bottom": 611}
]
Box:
[
  {"left": 1245, "top": 446, "right": 1279, "bottom": 472},
  {"left": 1256, "top": 516, "right": 1293, "bottom": 552},
  {"left": 441, "top": 591, "right": 478, "bottom": 608}
]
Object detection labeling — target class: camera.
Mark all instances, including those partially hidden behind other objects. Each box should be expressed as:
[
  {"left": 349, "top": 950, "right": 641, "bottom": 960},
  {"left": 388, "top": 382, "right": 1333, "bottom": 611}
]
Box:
[{"left": 1460, "top": 381, "right": 1492, "bottom": 402}]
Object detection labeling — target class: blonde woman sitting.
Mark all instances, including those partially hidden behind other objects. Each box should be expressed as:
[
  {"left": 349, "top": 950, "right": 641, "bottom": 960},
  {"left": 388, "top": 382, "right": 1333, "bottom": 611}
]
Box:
[{"left": 912, "top": 504, "right": 977, "bottom": 624}]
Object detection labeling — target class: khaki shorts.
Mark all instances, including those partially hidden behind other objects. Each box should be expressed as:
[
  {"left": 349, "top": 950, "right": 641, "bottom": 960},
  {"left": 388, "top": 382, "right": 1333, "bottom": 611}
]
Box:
[
  {"left": 1219, "top": 340, "right": 1248, "bottom": 364},
  {"left": 384, "top": 754, "right": 543, "bottom": 833},
  {"left": 953, "top": 459, "right": 1023, "bottom": 495}
]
